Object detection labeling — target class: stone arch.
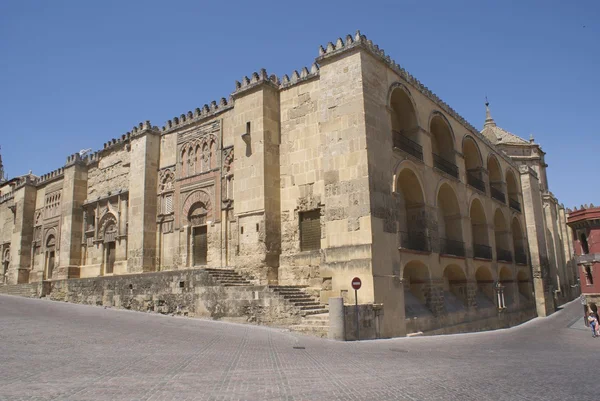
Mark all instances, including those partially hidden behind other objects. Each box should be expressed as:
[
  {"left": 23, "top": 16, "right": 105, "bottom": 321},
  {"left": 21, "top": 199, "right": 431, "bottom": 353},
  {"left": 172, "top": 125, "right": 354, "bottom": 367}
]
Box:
[
  {"left": 462, "top": 135, "right": 483, "bottom": 170},
  {"left": 436, "top": 182, "right": 464, "bottom": 255},
  {"left": 499, "top": 266, "right": 513, "bottom": 282},
  {"left": 463, "top": 135, "right": 485, "bottom": 190},
  {"left": 395, "top": 165, "right": 428, "bottom": 251},
  {"left": 182, "top": 190, "right": 212, "bottom": 224},
  {"left": 159, "top": 169, "right": 175, "bottom": 193},
  {"left": 389, "top": 83, "right": 420, "bottom": 146},
  {"left": 494, "top": 208, "right": 510, "bottom": 260},
  {"left": 443, "top": 264, "right": 468, "bottom": 308},
  {"left": 487, "top": 155, "right": 505, "bottom": 202},
  {"left": 429, "top": 111, "right": 456, "bottom": 166},
  {"left": 506, "top": 169, "right": 519, "bottom": 198},
  {"left": 209, "top": 139, "right": 217, "bottom": 170},
  {"left": 98, "top": 213, "right": 117, "bottom": 241},
  {"left": 512, "top": 217, "right": 526, "bottom": 264},
  {"left": 517, "top": 269, "right": 531, "bottom": 299},
  {"left": 44, "top": 227, "right": 58, "bottom": 249},
  {"left": 402, "top": 260, "right": 431, "bottom": 317},
  {"left": 470, "top": 198, "right": 491, "bottom": 259},
  {"left": 475, "top": 266, "right": 495, "bottom": 307},
  {"left": 180, "top": 148, "right": 187, "bottom": 177}
]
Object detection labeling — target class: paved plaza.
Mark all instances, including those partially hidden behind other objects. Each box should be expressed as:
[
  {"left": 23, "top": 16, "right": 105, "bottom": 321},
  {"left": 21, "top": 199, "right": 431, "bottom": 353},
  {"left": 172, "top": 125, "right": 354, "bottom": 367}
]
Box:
[{"left": 0, "top": 295, "right": 597, "bottom": 401}]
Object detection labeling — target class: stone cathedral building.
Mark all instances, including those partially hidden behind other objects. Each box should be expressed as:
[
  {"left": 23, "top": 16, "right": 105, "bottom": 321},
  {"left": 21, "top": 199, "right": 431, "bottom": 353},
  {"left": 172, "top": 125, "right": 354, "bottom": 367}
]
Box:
[{"left": 0, "top": 31, "right": 577, "bottom": 338}]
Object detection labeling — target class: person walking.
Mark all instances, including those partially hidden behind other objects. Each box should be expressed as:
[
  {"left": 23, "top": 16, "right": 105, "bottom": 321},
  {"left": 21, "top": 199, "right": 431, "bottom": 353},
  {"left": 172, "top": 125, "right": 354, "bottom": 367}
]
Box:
[{"left": 587, "top": 313, "right": 598, "bottom": 338}]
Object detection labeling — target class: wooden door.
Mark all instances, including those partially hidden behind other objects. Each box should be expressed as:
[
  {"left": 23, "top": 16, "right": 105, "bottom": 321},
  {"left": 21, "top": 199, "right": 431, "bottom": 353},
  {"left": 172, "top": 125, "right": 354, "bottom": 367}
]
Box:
[
  {"left": 106, "top": 242, "right": 116, "bottom": 274},
  {"left": 47, "top": 251, "right": 55, "bottom": 279},
  {"left": 193, "top": 226, "right": 207, "bottom": 266}
]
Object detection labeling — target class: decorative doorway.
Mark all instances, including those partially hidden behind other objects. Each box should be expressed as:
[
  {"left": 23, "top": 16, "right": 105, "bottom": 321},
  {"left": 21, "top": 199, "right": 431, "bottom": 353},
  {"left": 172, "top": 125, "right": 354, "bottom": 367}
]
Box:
[
  {"left": 193, "top": 226, "right": 207, "bottom": 266},
  {"left": 45, "top": 235, "right": 56, "bottom": 280}
]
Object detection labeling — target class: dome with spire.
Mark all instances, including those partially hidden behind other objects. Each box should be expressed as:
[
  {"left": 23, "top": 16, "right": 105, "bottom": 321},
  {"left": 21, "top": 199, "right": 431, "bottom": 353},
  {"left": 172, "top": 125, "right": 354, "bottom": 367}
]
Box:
[{"left": 480, "top": 101, "right": 529, "bottom": 145}]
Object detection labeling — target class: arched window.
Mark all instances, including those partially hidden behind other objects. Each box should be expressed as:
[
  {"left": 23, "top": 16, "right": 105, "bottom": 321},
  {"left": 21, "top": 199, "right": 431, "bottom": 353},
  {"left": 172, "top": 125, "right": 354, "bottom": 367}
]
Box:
[
  {"left": 470, "top": 199, "right": 491, "bottom": 259},
  {"left": 581, "top": 232, "right": 590, "bottom": 254},
  {"left": 437, "top": 184, "right": 464, "bottom": 256},
  {"left": 488, "top": 156, "right": 505, "bottom": 203},
  {"left": 396, "top": 167, "right": 427, "bottom": 252},
  {"left": 390, "top": 85, "right": 422, "bottom": 160},
  {"left": 585, "top": 265, "right": 594, "bottom": 285},
  {"left": 430, "top": 113, "right": 457, "bottom": 178},
  {"left": 181, "top": 149, "right": 187, "bottom": 177}
]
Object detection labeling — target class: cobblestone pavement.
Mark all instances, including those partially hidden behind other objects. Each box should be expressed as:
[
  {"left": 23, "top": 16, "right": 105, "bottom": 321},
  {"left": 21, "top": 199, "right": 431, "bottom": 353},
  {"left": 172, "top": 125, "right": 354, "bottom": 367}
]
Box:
[{"left": 0, "top": 295, "right": 597, "bottom": 401}]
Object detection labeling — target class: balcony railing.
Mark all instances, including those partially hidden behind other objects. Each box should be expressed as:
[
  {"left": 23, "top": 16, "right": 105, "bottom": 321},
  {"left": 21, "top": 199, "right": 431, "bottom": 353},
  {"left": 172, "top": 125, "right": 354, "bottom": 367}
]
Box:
[
  {"left": 467, "top": 172, "right": 486, "bottom": 193},
  {"left": 473, "top": 243, "right": 492, "bottom": 260},
  {"left": 515, "top": 248, "right": 527, "bottom": 265},
  {"left": 509, "top": 197, "right": 521, "bottom": 212},
  {"left": 392, "top": 131, "right": 423, "bottom": 161},
  {"left": 433, "top": 154, "right": 459, "bottom": 178},
  {"left": 399, "top": 231, "right": 430, "bottom": 253},
  {"left": 490, "top": 186, "right": 506, "bottom": 203},
  {"left": 496, "top": 247, "right": 513, "bottom": 262},
  {"left": 440, "top": 238, "right": 466, "bottom": 257}
]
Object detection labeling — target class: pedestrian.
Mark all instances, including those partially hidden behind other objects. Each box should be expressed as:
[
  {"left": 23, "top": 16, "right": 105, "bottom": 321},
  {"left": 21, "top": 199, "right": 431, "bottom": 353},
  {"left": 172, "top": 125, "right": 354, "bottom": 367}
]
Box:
[{"left": 587, "top": 313, "right": 598, "bottom": 338}]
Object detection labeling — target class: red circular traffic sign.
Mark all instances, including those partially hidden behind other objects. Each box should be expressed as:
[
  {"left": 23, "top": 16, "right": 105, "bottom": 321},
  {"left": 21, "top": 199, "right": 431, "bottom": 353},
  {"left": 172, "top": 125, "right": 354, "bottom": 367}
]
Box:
[{"left": 351, "top": 277, "right": 362, "bottom": 290}]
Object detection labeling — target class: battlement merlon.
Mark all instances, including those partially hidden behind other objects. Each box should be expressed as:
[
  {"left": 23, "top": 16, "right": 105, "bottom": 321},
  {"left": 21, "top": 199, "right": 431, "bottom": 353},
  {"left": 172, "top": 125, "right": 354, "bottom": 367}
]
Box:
[{"left": 162, "top": 97, "right": 233, "bottom": 134}]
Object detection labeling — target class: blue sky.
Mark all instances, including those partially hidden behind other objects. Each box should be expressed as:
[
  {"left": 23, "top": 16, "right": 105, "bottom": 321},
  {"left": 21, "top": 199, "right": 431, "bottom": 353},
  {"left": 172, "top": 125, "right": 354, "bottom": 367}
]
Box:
[{"left": 0, "top": 0, "right": 598, "bottom": 208}]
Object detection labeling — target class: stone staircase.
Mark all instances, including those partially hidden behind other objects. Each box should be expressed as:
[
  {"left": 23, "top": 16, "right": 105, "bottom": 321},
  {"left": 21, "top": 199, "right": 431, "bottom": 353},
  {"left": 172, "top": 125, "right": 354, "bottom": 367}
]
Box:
[
  {"left": 269, "top": 285, "right": 329, "bottom": 338},
  {"left": 289, "top": 313, "right": 330, "bottom": 338},
  {"left": 204, "top": 268, "right": 253, "bottom": 287}
]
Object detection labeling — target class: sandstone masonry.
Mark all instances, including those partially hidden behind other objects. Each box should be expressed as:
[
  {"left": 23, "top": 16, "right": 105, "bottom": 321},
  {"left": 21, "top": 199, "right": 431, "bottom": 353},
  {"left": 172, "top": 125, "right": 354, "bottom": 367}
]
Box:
[{"left": 0, "top": 31, "right": 578, "bottom": 337}]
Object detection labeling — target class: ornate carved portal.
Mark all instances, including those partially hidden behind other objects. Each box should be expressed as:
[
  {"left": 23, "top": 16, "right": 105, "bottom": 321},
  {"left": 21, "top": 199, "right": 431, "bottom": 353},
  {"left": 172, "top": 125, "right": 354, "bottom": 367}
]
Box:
[
  {"left": 187, "top": 198, "right": 210, "bottom": 267},
  {"left": 44, "top": 234, "right": 56, "bottom": 280}
]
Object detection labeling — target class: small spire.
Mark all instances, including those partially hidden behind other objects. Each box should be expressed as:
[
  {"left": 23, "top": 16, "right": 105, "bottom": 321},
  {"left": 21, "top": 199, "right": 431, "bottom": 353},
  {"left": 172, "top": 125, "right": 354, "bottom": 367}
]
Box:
[
  {"left": 0, "top": 145, "right": 4, "bottom": 182},
  {"left": 484, "top": 97, "right": 496, "bottom": 128},
  {"left": 529, "top": 134, "right": 535, "bottom": 143}
]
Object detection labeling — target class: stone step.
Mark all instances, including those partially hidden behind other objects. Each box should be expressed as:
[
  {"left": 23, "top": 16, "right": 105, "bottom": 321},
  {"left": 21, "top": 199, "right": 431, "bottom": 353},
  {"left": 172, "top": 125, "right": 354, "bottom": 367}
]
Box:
[
  {"left": 300, "top": 319, "right": 330, "bottom": 327},
  {"left": 221, "top": 283, "right": 250, "bottom": 287},
  {"left": 272, "top": 290, "right": 304, "bottom": 294},
  {"left": 293, "top": 301, "right": 320, "bottom": 307},
  {"left": 303, "top": 313, "right": 329, "bottom": 321},
  {"left": 269, "top": 285, "right": 308, "bottom": 290},
  {"left": 282, "top": 294, "right": 312, "bottom": 299},
  {"left": 302, "top": 308, "right": 329, "bottom": 316},
  {"left": 213, "top": 277, "right": 250, "bottom": 281},
  {"left": 299, "top": 304, "right": 325, "bottom": 310},
  {"left": 291, "top": 325, "right": 328, "bottom": 338}
]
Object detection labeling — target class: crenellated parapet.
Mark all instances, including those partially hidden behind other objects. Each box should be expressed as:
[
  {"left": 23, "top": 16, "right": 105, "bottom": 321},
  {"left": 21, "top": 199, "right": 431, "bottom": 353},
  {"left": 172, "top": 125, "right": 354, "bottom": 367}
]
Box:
[
  {"left": 317, "top": 30, "right": 517, "bottom": 168},
  {"left": 232, "top": 68, "right": 280, "bottom": 97},
  {"left": 280, "top": 63, "right": 319, "bottom": 89},
  {"left": 36, "top": 167, "right": 65, "bottom": 186},
  {"left": 162, "top": 97, "right": 233, "bottom": 133}
]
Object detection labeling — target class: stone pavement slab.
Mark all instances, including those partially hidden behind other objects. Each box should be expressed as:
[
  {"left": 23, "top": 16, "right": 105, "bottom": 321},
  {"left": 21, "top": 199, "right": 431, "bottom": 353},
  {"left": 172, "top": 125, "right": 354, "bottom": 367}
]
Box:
[{"left": 0, "top": 295, "right": 598, "bottom": 401}]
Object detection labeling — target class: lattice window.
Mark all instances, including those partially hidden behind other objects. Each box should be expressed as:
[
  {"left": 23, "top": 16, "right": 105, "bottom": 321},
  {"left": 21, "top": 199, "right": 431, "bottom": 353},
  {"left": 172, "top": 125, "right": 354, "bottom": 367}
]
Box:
[
  {"left": 299, "top": 209, "right": 321, "bottom": 251},
  {"left": 164, "top": 194, "right": 173, "bottom": 214}
]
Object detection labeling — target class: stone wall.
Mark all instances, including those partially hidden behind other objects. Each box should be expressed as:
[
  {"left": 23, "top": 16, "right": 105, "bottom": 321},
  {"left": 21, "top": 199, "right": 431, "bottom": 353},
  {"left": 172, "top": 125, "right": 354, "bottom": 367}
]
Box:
[
  {"left": 406, "top": 305, "right": 536, "bottom": 336},
  {"left": 44, "top": 268, "right": 303, "bottom": 327}
]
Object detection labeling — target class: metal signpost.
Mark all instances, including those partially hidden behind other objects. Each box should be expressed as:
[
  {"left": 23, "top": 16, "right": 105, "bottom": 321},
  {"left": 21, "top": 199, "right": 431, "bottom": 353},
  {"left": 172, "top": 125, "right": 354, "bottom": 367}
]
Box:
[{"left": 351, "top": 277, "right": 362, "bottom": 341}]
